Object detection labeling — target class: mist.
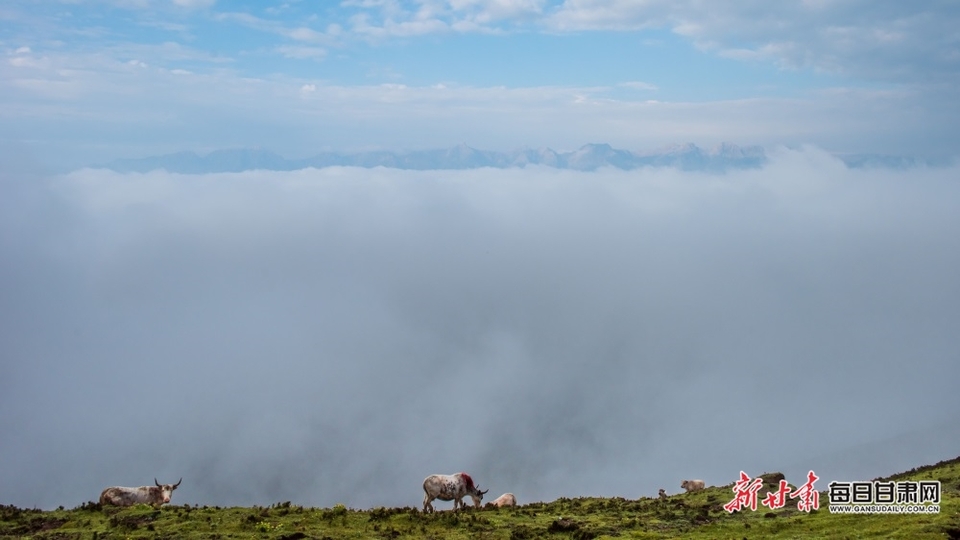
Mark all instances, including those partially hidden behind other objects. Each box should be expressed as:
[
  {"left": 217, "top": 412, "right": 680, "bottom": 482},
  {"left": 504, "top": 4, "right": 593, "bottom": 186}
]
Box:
[{"left": 1, "top": 146, "right": 958, "bottom": 510}]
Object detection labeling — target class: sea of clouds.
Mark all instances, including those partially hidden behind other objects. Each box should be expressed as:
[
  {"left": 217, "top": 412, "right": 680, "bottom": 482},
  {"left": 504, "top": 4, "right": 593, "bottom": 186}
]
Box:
[{"left": 1, "top": 146, "right": 958, "bottom": 509}]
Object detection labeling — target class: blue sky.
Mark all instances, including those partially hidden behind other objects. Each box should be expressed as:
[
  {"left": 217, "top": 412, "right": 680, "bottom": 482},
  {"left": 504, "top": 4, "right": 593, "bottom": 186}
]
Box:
[{"left": 2, "top": 1, "right": 959, "bottom": 169}]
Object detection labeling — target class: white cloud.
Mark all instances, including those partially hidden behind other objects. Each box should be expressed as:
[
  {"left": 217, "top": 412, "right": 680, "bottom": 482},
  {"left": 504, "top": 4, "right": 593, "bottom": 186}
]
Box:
[
  {"left": 618, "top": 81, "right": 657, "bottom": 91},
  {"left": 546, "top": 1, "right": 960, "bottom": 84},
  {"left": 112, "top": 0, "right": 151, "bottom": 8},
  {"left": 342, "top": 0, "right": 545, "bottom": 37},
  {"left": 299, "top": 83, "right": 317, "bottom": 98},
  {"left": 335, "top": 2, "right": 959, "bottom": 85},
  {"left": 448, "top": 0, "right": 546, "bottom": 23},
  {"left": 276, "top": 45, "right": 327, "bottom": 59},
  {"left": 328, "top": 2, "right": 958, "bottom": 88},
  {"left": 546, "top": 0, "right": 671, "bottom": 31},
  {"left": 172, "top": 0, "right": 216, "bottom": 8},
  {"left": 109, "top": 40, "right": 233, "bottom": 65},
  {"left": 285, "top": 26, "right": 326, "bottom": 42},
  {"left": 350, "top": 13, "right": 450, "bottom": 38},
  {"left": 8, "top": 56, "right": 36, "bottom": 68},
  {"left": 216, "top": 12, "right": 333, "bottom": 45}
]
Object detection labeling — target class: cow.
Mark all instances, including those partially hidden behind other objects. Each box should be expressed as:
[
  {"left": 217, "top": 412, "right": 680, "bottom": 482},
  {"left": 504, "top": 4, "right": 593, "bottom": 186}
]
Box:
[
  {"left": 486, "top": 493, "right": 517, "bottom": 508},
  {"left": 681, "top": 479, "right": 705, "bottom": 493},
  {"left": 658, "top": 488, "right": 668, "bottom": 500},
  {"left": 422, "top": 472, "right": 488, "bottom": 513},
  {"left": 99, "top": 478, "right": 182, "bottom": 507}
]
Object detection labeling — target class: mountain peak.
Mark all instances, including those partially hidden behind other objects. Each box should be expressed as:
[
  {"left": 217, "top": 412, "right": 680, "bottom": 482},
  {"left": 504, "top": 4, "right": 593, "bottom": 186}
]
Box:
[{"left": 96, "top": 143, "right": 770, "bottom": 174}]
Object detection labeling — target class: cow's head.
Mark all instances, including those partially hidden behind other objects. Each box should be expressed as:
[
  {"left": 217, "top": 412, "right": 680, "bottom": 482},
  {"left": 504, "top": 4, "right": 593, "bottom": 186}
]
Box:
[
  {"left": 469, "top": 486, "right": 489, "bottom": 508},
  {"left": 154, "top": 478, "right": 182, "bottom": 504}
]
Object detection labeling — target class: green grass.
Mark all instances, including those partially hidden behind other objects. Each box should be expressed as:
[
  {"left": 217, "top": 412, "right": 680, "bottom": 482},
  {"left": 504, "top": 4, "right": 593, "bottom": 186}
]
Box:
[{"left": 3, "top": 456, "right": 959, "bottom": 539}]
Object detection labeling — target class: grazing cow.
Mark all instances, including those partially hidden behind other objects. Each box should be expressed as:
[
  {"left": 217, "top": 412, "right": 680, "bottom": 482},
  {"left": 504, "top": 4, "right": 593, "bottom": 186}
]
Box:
[
  {"left": 658, "top": 488, "right": 668, "bottom": 500},
  {"left": 422, "top": 472, "right": 488, "bottom": 513},
  {"left": 681, "top": 479, "right": 705, "bottom": 493},
  {"left": 100, "top": 478, "right": 182, "bottom": 507},
  {"left": 486, "top": 493, "right": 517, "bottom": 508}
]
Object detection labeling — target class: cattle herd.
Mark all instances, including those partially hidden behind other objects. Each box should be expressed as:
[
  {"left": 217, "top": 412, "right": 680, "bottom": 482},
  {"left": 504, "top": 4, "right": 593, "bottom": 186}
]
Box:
[{"left": 98, "top": 474, "right": 708, "bottom": 510}]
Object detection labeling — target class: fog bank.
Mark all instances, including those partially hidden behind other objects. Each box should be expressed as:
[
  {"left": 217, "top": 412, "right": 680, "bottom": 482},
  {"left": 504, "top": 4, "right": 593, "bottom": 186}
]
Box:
[{"left": 1, "top": 146, "right": 958, "bottom": 509}]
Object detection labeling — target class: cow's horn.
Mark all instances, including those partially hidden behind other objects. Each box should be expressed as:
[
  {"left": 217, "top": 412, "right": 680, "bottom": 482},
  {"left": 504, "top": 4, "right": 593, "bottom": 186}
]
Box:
[
  {"left": 174, "top": 478, "right": 182, "bottom": 488},
  {"left": 155, "top": 478, "right": 161, "bottom": 487}
]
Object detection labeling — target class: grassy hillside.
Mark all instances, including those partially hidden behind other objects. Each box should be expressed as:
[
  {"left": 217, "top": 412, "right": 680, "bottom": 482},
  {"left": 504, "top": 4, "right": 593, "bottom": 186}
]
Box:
[{"left": 3, "top": 456, "right": 958, "bottom": 539}]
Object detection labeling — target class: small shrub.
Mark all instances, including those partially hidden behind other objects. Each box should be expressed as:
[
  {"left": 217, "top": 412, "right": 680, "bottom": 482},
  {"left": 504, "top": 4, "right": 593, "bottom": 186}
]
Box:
[
  {"left": 572, "top": 528, "right": 600, "bottom": 540},
  {"left": 322, "top": 503, "right": 349, "bottom": 524},
  {"left": 369, "top": 506, "right": 398, "bottom": 521},
  {"left": 510, "top": 524, "right": 536, "bottom": 540},
  {"left": 109, "top": 511, "right": 156, "bottom": 531},
  {"left": 548, "top": 518, "right": 579, "bottom": 533},
  {"left": 256, "top": 520, "right": 283, "bottom": 533}
]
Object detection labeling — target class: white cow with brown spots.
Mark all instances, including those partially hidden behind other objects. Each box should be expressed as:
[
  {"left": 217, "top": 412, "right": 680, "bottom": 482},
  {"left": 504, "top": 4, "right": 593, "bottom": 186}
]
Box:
[
  {"left": 422, "top": 472, "right": 488, "bottom": 512},
  {"left": 100, "top": 478, "right": 182, "bottom": 507},
  {"left": 681, "top": 479, "right": 705, "bottom": 493}
]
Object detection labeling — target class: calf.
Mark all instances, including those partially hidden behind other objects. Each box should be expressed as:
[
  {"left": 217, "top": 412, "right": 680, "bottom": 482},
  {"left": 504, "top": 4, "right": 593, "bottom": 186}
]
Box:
[
  {"left": 100, "top": 478, "right": 182, "bottom": 507},
  {"left": 422, "top": 472, "right": 488, "bottom": 512},
  {"left": 658, "top": 488, "right": 668, "bottom": 500},
  {"left": 681, "top": 479, "right": 705, "bottom": 493},
  {"left": 486, "top": 493, "right": 517, "bottom": 508}
]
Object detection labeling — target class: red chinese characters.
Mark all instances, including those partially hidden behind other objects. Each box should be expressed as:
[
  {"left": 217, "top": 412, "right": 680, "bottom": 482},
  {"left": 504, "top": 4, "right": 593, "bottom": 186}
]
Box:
[
  {"left": 725, "top": 470, "right": 820, "bottom": 513},
  {"left": 723, "top": 471, "right": 763, "bottom": 512}
]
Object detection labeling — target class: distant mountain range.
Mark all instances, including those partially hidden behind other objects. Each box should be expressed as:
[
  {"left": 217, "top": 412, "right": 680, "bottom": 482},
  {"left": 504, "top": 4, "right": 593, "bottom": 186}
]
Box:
[
  {"left": 97, "top": 143, "right": 950, "bottom": 174},
  {"left": 98, "top": 143, "right": 768, "bottom": 174}
]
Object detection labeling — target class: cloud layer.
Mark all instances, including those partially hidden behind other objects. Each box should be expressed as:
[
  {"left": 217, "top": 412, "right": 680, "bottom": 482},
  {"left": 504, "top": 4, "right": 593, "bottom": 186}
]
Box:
[
  {"left": 545, "top": 1, "right": 960, "bottom": 82},
  {"left": 1, "top": 147, "right": 958, "bottom": 509}
]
